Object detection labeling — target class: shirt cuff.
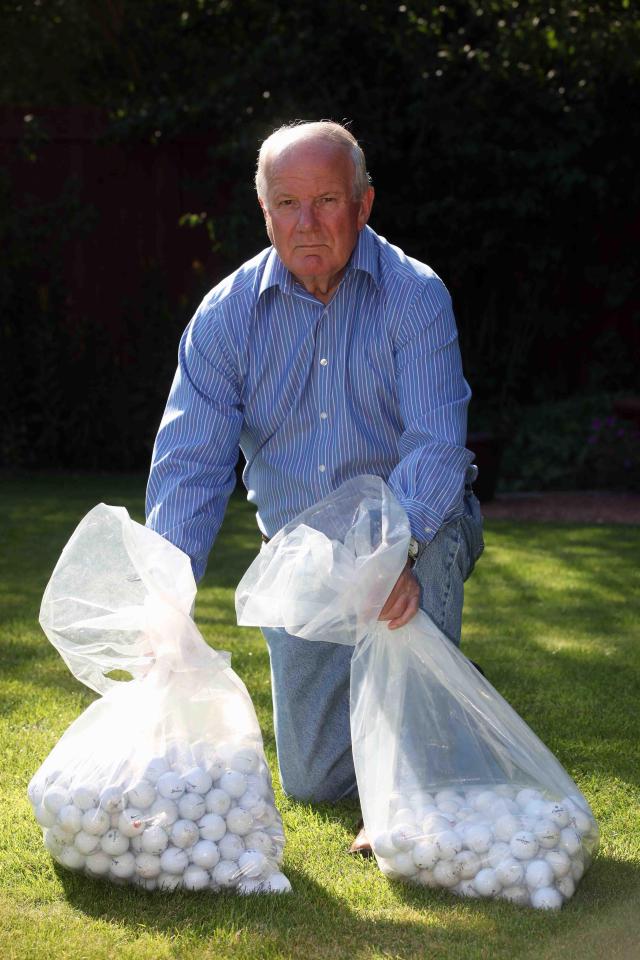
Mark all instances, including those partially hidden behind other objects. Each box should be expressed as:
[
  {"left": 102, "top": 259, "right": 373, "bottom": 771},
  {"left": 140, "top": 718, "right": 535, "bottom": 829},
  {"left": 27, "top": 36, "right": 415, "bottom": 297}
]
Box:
[{"left": 400, "top": 498, "right": 443, "bottom": 544}]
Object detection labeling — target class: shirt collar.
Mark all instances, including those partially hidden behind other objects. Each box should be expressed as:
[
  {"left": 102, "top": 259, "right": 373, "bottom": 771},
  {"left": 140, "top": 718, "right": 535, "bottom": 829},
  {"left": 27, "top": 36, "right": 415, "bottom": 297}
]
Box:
[{"left": 257, "top": 225, "right": 380, "bottom": 300}]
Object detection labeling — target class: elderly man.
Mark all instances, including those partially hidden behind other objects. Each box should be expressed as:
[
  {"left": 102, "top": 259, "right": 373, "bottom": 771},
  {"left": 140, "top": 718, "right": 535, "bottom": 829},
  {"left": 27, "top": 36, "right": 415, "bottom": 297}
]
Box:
[{"left": 146, "top": 121, "right": 483, "bottom": 851}]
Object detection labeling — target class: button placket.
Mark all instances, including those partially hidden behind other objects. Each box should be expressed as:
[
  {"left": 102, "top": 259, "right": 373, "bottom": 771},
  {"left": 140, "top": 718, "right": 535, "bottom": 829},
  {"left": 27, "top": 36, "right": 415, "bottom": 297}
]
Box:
[{"left": 315, "top": 307, "right": 332, "bottom": 481}]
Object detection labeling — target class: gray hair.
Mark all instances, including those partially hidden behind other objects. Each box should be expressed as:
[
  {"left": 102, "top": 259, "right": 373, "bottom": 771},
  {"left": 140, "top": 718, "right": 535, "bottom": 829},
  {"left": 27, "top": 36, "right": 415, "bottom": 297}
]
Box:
[{"left": 255, "top": 120, "right": 371, "bottom": 202}]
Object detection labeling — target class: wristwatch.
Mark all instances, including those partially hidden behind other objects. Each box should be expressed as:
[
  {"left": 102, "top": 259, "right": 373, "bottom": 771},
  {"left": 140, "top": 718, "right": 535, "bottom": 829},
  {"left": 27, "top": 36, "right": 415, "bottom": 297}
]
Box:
[{"left": 408, "top": 536, "right": 420, "bottom": 565}]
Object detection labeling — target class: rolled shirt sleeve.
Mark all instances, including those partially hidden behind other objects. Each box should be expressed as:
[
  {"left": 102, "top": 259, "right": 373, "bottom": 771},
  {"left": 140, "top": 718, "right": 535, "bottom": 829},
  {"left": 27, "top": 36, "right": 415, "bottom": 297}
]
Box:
[
  {"left": 387, "top": 281, "right": 474, "bottom": 543},
  {"left": 145, "top": 303, "right": 243, "bottom": 582}
]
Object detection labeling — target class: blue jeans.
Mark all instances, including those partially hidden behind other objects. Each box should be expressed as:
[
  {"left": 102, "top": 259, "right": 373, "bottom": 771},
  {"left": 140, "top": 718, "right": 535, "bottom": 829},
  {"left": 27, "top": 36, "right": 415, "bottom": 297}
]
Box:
[{"left": 261, "top": 475, "right": 484, "bottom": 803}]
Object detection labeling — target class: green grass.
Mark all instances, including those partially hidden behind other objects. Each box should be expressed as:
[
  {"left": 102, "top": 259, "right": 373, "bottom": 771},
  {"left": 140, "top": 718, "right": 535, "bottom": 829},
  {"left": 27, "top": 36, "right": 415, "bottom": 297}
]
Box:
[{"left": 1, "top": 474, "right": 639, "bottom": 960}]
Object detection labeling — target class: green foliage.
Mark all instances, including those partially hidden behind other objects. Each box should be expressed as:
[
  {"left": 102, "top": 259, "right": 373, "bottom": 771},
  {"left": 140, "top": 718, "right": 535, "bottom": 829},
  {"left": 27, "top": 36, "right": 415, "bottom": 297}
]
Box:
[
  {"left": 499, "top": 393, "right": 640, "bottom": 492},
  {"left": 1, "top": 1, "right": 638, "bottom": 467}
]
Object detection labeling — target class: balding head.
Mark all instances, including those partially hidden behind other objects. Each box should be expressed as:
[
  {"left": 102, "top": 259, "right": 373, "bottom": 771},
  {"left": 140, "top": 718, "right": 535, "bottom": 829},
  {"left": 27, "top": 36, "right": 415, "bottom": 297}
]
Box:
[{"left": 255, "top": 121, "right": 371, "bottom": 202}]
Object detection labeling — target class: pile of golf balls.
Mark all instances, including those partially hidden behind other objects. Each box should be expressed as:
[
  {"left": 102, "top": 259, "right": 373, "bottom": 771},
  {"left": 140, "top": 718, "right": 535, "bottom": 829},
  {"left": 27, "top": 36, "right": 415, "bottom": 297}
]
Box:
[
  {"left": 372, "top": 784, "right": 598, "bottom": 909},
  {"left": 28, "top": 739, "right": 291, "bottom": 895}
]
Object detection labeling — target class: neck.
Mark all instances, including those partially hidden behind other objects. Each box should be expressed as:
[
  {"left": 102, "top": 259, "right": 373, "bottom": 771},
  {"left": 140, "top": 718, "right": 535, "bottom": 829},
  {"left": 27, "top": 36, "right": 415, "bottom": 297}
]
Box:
[{"left": 297, "top": 267, "right": 346, "bottom": 304}]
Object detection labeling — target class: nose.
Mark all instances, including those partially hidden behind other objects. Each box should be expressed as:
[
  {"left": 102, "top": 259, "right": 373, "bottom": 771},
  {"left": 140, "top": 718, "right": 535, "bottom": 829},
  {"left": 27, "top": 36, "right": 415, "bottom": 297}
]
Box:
[{"left": 296, "top": 201, "right": 319, "bottom": 231}]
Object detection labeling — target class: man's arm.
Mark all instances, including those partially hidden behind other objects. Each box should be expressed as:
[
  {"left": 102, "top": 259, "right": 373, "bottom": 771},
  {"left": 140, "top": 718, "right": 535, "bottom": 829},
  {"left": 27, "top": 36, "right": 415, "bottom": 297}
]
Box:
[
  {"left": 146, "top": 304, "right": 243, "bottom": 583},
  {"left": 387, "top": 280, "right": 473, "bottom": 548}
]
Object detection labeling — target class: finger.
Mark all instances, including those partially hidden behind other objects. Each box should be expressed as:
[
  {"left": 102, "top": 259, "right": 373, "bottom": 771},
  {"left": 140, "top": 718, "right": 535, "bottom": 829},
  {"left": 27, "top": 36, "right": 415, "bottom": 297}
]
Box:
[
  {"left": 388, "top": 595, "right": 420, "bottom": 630},
  {"left": 379, "top": 592, "right": 410, "bottom": 621}
]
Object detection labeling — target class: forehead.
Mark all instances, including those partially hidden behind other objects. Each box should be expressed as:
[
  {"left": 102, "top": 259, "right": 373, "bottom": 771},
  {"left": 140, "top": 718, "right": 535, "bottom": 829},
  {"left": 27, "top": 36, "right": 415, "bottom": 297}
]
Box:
[{"left": 266, "top": 139, "right": 354, "bottom": 196}]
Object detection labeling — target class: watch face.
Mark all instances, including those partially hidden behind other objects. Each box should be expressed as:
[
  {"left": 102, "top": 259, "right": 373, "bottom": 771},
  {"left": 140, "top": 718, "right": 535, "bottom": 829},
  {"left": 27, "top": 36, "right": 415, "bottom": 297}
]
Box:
[{"left": 408, "top": 537, "right": 419, "bottom": 560}]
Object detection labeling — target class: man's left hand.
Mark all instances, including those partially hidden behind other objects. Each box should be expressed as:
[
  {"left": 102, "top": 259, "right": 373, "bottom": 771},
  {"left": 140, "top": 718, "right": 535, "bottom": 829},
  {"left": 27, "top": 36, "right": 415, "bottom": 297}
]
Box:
[{"left": 378, "top": 561, "right": 420, "bottom": 630}]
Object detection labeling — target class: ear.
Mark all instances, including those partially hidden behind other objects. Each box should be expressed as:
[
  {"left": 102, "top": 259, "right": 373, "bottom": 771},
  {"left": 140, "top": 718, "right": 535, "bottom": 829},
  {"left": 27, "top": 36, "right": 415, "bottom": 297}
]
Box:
[
  {"left": 258, "top": 197, "right": 268, "bottom": 220},
  {"left": 357, "top": 187, "right": 375, "bottom": 230}
]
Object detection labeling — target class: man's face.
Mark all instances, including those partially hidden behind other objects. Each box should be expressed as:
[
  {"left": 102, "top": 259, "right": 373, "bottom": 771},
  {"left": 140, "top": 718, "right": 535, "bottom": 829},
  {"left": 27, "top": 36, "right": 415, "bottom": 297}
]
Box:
[{"left": 259, "top": 139, "right": 374, "bottom": 297}]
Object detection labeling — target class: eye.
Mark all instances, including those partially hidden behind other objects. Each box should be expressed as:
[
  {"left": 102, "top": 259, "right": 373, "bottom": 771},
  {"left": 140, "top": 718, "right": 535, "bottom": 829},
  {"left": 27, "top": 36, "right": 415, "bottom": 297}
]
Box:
[
  {"left": 318, "top": 196, "right": 337, "bottom": 204},
  {"left": 278, "top": 199, "right": 295, "bottom": 207}
]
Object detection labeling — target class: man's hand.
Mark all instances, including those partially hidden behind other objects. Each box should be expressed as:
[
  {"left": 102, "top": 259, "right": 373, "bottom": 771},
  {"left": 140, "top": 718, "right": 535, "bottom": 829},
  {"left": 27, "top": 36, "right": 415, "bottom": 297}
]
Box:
[{"left": 378, "top": 561, "right": 420, "bottom": 630}]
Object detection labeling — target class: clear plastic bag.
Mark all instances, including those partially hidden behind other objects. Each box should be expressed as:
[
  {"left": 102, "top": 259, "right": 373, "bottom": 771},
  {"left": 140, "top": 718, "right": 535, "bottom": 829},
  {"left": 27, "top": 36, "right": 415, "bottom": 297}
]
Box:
[
  {"left": 29, "top": 504, "right": 290, "bottom": 895},
  {"left": 236, "top": 475, "right": 599, "bottom": 908}
]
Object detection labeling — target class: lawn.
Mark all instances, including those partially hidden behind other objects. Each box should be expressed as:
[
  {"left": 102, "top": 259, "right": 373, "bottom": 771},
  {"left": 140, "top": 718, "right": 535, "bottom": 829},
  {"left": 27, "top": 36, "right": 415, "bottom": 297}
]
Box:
[{"left": 0, "top": 474, "right": 639, "bottom": 960}]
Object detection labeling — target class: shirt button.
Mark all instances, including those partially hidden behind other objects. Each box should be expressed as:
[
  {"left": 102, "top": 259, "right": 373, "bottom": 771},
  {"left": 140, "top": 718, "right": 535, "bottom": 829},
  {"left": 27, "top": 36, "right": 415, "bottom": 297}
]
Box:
[
  {"left": 424, "top": 526, "right": 432, "bottom": 534},
  {"left": 318, "top": 464, "right": 326, "bottom": 472},
  {"left": 320, "top": 358, "right": 328, "bottom": 366},
  {"left": 320, "top": 411, "right": 328, "bottom": 420}
]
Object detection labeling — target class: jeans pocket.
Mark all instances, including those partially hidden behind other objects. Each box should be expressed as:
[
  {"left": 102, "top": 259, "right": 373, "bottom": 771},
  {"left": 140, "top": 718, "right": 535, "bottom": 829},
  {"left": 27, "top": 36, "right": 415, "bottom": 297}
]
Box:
[{"left": 460, "top": 492, "right": 484, "bottom": 579}]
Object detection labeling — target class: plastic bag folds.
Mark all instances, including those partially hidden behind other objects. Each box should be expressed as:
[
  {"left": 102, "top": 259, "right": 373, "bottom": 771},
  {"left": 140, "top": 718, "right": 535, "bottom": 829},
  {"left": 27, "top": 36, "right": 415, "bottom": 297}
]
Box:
[{"left": 29, "top": 504, "right": 290, "bottom": 895}]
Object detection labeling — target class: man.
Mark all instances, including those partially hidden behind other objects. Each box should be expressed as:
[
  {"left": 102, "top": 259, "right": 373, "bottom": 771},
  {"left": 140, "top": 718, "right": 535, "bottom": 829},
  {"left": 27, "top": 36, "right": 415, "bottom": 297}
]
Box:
[{"left": 146, "top": 120, "right": 483, "bottom": 852}]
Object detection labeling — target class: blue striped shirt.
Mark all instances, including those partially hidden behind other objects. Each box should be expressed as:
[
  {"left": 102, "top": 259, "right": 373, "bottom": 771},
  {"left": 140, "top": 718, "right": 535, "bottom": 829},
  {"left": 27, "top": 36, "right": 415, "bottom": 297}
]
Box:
[{"left": 146, "top": 226, "right": 473, "bottom": 582}]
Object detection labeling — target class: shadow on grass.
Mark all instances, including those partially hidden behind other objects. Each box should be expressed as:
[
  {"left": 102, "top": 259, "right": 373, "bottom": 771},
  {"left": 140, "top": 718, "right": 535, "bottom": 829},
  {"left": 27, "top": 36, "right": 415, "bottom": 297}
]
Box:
[{"left": 54, "top": 850, "right": 640, "bottom": 960}]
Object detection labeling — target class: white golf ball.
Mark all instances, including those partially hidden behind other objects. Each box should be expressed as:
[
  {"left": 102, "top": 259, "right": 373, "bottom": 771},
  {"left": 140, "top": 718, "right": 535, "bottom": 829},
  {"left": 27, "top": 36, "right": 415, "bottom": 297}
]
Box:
[
  {"left": 85, "top": 850, "right": 112, "bottom": 875},
  {"left": 126, "top": 780, "right": 156, "bottom": 810},
  {"left": 390, "top": 823, "right": 416, "bottom": 852},
  {"left": 229, "top": 748, "right": 259, "bottom": 775},
  {"left": 57, "top": 846, "right": 86, "bottom": 870},
  {"left": 433, "top": 859, "right": 462, "bottom": 887},
  {"left": 178, "top": 793, "right": 206, "bottom": 822},
  {"left": 534, "top": 819, "right": 560, "bottom": 849},
  {"left": 218, "top": 833, "right": 244, "bottom": 861},
  {"left": 141, "top": 825, "right": 169, "bottom": 856},
  {"left": 132, "top": 876, "right": 157, "bottom": 891},
  {"left": 545, "top": 848, "right": 571, "bottom": 878},
  {"left": 262, "top": 871, "right": 292, "bottom": 894},
  {"left": 170, "top": 819, "right": 199, "bottom": 849},
  {"left": 422, "top": 814, "right": 453, "bottom": 836},
  {"left": 191, "top": 839, "right": 220, "bottom": 870},
  {"left": 238, "top": 850, "right": 267, "bottom": 879},
  {"left": 239, "top": 789, "right": 265, "bottom": 813},
  {"left": 571, "top": 857, "right": 585, "bottom": 882},
  {"left": 206, "top": 756, "right": 226, "bottom": 782},
  {"left": 110, "top": 851, "right": 136, "bottom": 879},
  {"left": 211, "top": 860, "right": 239, "bottom": 888},
  {"left": 412, "top": 839, "right": 439, "bottom": 870},
  {"left": 80, "top": 810, "right": 110, "bottom": 840},
  {"left": 148, "top": 797, "right": 179, "bottom": 827},
  {"left": 219, "top": 770, "right": 247, "bottom": 799},
  {"left": 182, "top": 766, "right": 213, "bottom": 796},
  {"left": 199, "top": 813, "right": 227, "bottom": 843},
  {"left": 473, "top": 791, "right": 499, "bottom": 812},
  {"left": 28, "top": 780, "right": 45, "bottom": 807},
  {"left": 465, "top": 824, "right": 493, "bottom": 854},
  {"left": 182, "top": 864, "right": 210, "bottom": 890},
  {"left": 525, "top": 858, "right": 554, "bottom": 889},
  {"left": 205, "top": 788, "right": 231, "bottom": 816},
  {"left": 416, "top": 868, "right": 439, "bottom": 888},
  {"left": 156, "top": 772, "right": 185, "bottom": 801},
  {"left": 159, "top": 846, "right": 189, "bottom": 875},
  {"left": 516, "top": 788, "right": 542, "bottom": 809},
  {"left": 100, "top": 829, "right": 129, "bottom": 856},
  {"left": 572, "top": 809, "right": 594, "bottom": 836},
  {"left": 51, "top": 823, "right": 74, "bottom": 845},
  {"left": 157, "top": 872, "right": 182, "bottom": 891},
  {"left": 486, "top": 841, "right": 511, "bottom": 869},
  {"left": 118, "top": 808, "right": 146, "bottom": 838},
  {"left": 226, "top": 807, "right": 254, "bottom": 837},
  {"left": 34, "top": 803, "right": 58, "bottom": 828},
  {"left": 546, "top": 802, "right": 570, "bottom": 828},
  {"left": 436, "top": 830, "right": 462, "bottom": 860},
  {"left": 373, "top": 832, "right": 397, "bottom": 859},
  {"left": 391, "top": 852, "right": 418, "bottom": 877},
  {"left": 495, "top": 857, "right": 524, "bottom": 887},
  {"left": 454, "top": 879, "right": 481, "bottom": 898},
  {"left": 556, "top": 874, "right": 576, "bottom": 899},
  {"left": 531, "top": 886, "right": 563, "bottom": 910},
  {"left": 143, "top": 757, "right": 171, "bottom": 784},
  {"left": 71, "top": 785, "right": 99, "bottom": 811},
  {"left": 238, "top": 878, "right": 264, "bottom": 895},
  {"left": 43, "top": 829, "right": 64, "bottom": 855},
  {"left": 500, "top": 884, "right": 530, "bottom": 905},
  {"left": 559, "top": 828, "right": 581, "bottom": 857},
  {"left": 454, "top": 850, "right": 481, "bottom": 880},
  {"left": 43, "top": 787, "right": 71, "bottom": 815},
  {"left": 437, "top": 800, "right": 460, "bottom": 817},
  {"left": 135, "top": 852, "right": 162, "bottom": 878},
  {"left": 74, "top": 830, "right": 101, "bottom": 855},
  {"left": 130, "top": 835, "right": 144, "bottom": 854},
  {"left": 473, "top": 867, "right": 501, "bottom": 897},
  {"left": 510, "top": 831, "right": 538, "bottom": 860},
  {"left": 100, "top": 786, "right": 125, "bottom": 813},
  {"left": 244, "top": 831, "right": 274, "bottom": 857}
]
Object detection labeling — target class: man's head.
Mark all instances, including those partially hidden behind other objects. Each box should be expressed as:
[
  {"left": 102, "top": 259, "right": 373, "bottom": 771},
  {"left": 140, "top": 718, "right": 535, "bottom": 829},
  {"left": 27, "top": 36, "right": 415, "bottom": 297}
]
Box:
[{"left": 255, "top": 121, "right": 375, "bottom": 301}]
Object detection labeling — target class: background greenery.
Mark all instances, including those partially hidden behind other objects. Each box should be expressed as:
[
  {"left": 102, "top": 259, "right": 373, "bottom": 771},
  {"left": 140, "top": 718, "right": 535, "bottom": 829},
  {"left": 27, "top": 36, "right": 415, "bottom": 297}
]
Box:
[
  {"left": 1, "top": 0, "right": 639, "bottom": 486},
  {"left": 1, "top": 474, "right": 639, "bottom": 959}
]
